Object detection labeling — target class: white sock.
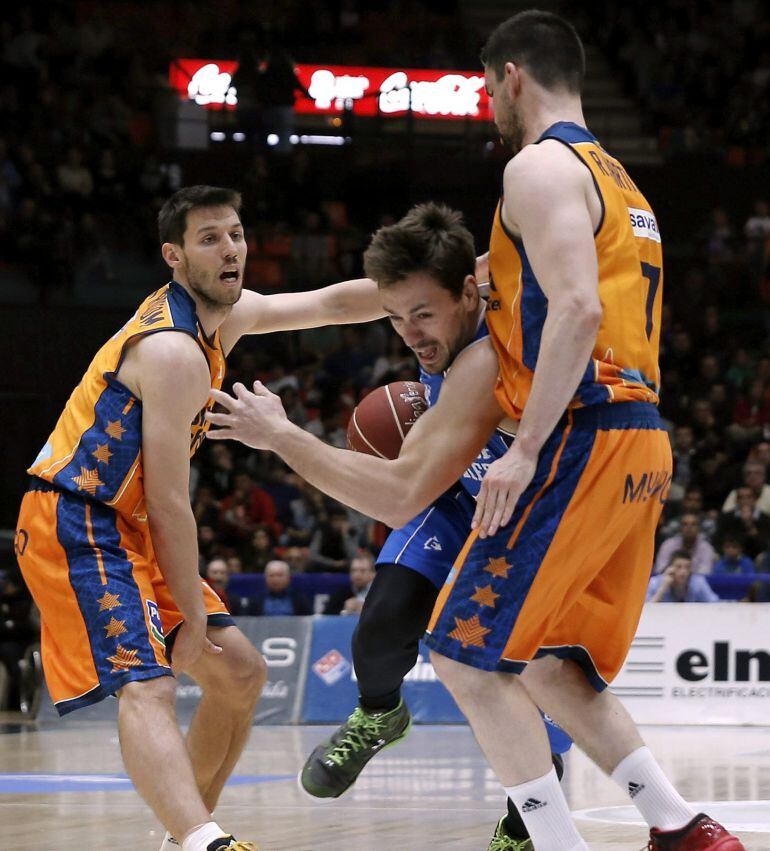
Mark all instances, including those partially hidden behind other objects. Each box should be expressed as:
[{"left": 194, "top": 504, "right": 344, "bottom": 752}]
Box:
[
  {"left": 504, "top": 767, "right": 588, "bottom": 851},
  {"left": 158, "top": 831, "right": 180, "bottom": 850},
  {"left": 181, "top": 822, "right": 229, "bottom": 851},
  {"left": 611, "top": 746, "right": 696, "bottom": 830}
]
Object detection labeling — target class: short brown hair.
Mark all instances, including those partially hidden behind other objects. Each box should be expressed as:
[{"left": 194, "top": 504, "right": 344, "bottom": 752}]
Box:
[
  {"left": 363, "top": 202, "right": 475, "bottom": 298},
  {"left": 481, "top": 10, "right": 585, "bottom": 94},
  {"left": 158, "top": 185, "right": 242, "bottom": 245},
  {"left": 668, "top": 550, "right": 692, "bottom": 567}
]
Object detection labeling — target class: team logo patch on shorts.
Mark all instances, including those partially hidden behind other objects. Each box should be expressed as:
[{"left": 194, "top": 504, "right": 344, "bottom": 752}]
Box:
[
  {"left": 146, "top": 600, "right": 166, "bottom": 647},
  {"left": 312, "top": 649, "right": 351, "bottom": 686}
]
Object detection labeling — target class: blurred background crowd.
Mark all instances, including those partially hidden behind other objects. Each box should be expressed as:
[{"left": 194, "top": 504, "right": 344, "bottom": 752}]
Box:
[{"left": 1, "top": 0, "right": 770, "bottom": 709}]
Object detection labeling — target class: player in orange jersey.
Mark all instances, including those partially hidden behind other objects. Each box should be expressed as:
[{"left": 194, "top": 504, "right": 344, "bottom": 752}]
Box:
[
  {"left": 16, "top": 185, "right": 384, "bottom": 851},
  {"left": 431, "top": 12, "right": 742, "bottom": 851},
  {"left": 204, "top": 12, "right": 745, "bottom": 851}
]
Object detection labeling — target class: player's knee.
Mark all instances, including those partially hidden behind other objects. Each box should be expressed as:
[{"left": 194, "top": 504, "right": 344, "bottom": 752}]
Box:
[
  {"left": 359, "top": 587, "right": 416, "bottom": 642},
  {"left": 354, "top": 595, "right": 407, "bottom": 662},
  {"left": 429, "top": 650, "right": 485, "bottom": 697},
  {"left": 196, "top": 630, "right": 267, "bottom": 704},
  {"left": 523, "top": 655, "right": 578, "bottom": 702},
  {"left": 242, "top": 646, "right": 268, "bottom": 698},
  {"left": 118, "top": 674, "right": 176, "bottom": 714},
  {"left": 355, "top": 595, "right": 392, "bottom": 646}
]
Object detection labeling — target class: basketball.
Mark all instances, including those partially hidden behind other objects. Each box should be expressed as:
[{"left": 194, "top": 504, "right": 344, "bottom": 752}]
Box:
[{"left": 347, "top": 381, "right": 428, "bottom": 459}]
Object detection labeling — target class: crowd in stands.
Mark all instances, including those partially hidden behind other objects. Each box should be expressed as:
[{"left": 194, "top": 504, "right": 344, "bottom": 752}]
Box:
[
  {"left": 588, "top": 0, "right": 770, "bottom": 160},
  {"left": 0, "top": 2, "right": 474, "bottom": 301},
  {"left": 3, "top": 2, "right": 768, "bottom": 300}
]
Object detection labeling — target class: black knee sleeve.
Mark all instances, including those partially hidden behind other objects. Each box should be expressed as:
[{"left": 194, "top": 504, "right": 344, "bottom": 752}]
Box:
[{"left": 352, "top": 564, "right": 438, "bottom": 711}]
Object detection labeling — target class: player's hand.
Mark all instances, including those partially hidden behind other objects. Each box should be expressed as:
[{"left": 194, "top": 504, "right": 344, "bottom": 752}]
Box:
[
  {"left": 206, "top": 381, "right": 289, "bottom": 448},
  {"left": 661, "top": 565, "right": 676, "bottom": 587},
  {"left": 342, "top": 597, "right": 364, "bottom": 615},
  {"left": 171, "top": 619, "right": 221, "bottom": 676},
  {"left": 472, "top": 443, "right": 537, "bottom": 539}
]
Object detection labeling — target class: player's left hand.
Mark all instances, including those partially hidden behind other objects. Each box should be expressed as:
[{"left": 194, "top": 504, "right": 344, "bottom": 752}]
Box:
[
  {"left": 472, "top": 443, "right": 537, "bottom": 538},
  {"left": 206, "top": 381, "right": 289, "bottom": 448}
]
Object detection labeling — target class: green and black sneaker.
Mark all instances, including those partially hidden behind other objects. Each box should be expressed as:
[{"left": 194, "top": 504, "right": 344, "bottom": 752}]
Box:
[
  {"left": 487, "top": 816, "right": 533, "bottom": 851},
  {"left": 299, "top": 700, "right": 412, "bottom": 799}
]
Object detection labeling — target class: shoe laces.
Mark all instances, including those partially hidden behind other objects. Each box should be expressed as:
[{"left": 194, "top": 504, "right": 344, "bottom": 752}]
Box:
[
  {"left": 327, "top": 707, "right": 388, "bottom": 766},
  {"left": 489, "top": 834, "right": 532, "bottom": 851},
  {"left": 214, "top": 842, "right": 257, "bottom": 851}
]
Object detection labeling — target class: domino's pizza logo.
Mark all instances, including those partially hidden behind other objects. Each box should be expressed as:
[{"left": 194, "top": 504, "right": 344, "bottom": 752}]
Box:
[
  {"left": 146, "top": 600, "right": 166, "bottom": 647},
  {"left": 312, "top": 649, "right": 351, "bottom": 686}
]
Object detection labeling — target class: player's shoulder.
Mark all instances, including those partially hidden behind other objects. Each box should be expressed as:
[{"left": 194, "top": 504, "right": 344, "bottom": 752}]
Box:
[
  {"left": 131, "top": 328, "right": 209, "bottom": 378},
  {"left": 504, "top": 139, "right": 585, "bottom": 190},
  {"left": 447, "top": 335, "right": 496, "bottom": 378}
]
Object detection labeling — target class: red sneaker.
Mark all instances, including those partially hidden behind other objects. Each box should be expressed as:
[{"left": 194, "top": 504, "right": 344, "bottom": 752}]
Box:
[{"left": 648, "top": 813, "right": 745, "bottom": 850}]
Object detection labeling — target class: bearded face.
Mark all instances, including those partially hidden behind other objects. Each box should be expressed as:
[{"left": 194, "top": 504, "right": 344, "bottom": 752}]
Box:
[
  {"left": 172, "top": 206, "right": 247, "bottom": 311},
  {"left": 497, "top": 96, "right": 527, "bottom": 154},
  {"left": 487, "top": 68, "right": 527, "bottom": 154}
]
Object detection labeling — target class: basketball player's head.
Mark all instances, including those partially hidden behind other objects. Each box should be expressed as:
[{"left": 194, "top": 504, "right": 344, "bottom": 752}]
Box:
[
  {"left": 482, "top": 11, "right": 585, "bottom": 153},
  {"left": 364, "top": 202, "right": 478, "bottom": 374},
  {"left": 159, "top": 185, "right": 246, "bottom": 310}
]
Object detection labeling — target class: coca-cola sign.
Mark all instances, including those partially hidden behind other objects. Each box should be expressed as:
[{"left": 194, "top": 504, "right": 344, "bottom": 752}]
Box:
[
  {"left": 169, "top": 60, "right": 493, "bottom": 121},
  {"left": 296, "top": 64, "right": 491, "bottom": 121},
  {"left": 170, "top": 59, "right": 239, "bottom": 110}
]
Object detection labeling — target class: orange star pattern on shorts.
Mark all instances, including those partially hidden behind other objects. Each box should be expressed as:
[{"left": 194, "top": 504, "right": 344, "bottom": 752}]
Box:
[
  {"left": 107, "top": 645, "right": 142, "bottom": 672},
  {"left": 470, "top": 584, "right": 500, "bottom": 609},
  {"left": 104, "top": 617, "right": 128, "bottom": 639},
  {"left": 97, "top": 591, "right": 121, "bottom": 612},
  {"left": 448, "top": 614, "right": 491, "bottom": 649},
  {"left": 484, "top": 556, "right": 513, "bottom": 579}
]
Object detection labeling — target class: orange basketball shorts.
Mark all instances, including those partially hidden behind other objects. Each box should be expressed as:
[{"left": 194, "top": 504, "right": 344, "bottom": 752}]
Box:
[
  {"left": 16, "top": 479, "right": 232, "bottom": 715},
  {"left": 425, "top": 402, "right": 672, "bottom": 691}
]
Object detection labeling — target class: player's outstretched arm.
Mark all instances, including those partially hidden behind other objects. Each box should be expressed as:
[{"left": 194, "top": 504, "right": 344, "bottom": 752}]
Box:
[
  {"left": 473, "top": 141, "right": 602, "bottom": 538},
  {"left": 206, "top": 340, "right": 503, "bottom": 527},
  {"left": 132, "top": 332, "right": 223, "bottom": 671},
  {"left": 219, "top": 277, "right": 386, "bottom": 353}
]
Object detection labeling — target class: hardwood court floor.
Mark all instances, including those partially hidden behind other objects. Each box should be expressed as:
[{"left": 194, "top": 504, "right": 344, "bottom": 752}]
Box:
[{"left": 0, "top": 719, "right": 768, "bottom": 850}]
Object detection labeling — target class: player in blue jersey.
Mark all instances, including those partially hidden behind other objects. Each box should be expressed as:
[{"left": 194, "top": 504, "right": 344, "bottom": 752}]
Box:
[{"left": 210, "top": 203, "right": 570, "bottom": 851}]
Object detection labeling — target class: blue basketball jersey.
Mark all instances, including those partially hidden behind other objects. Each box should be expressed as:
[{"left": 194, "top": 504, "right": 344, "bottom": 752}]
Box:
[{"left": 419, "top": 308, "right": 513, "bottom": 499}]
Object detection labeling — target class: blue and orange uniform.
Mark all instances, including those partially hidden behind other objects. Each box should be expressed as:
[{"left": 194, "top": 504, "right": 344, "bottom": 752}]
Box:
[
  {"left": 377, "top": 310, "right": 571, "bottom": 753},
  {"left": 16, "top": 281, "right": 232, "bottom": 714},
  {"left": 426, "top": 122, "right": 672, "bottom": 690}
]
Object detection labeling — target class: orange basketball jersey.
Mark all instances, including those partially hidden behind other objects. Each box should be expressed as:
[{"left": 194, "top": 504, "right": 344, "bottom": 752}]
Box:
[
  {"left": 28, "top": 281, "right": 224, "bottom": 523},
  {"left": 487, "top": 121, "right": 663, "bottom": 420}
]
